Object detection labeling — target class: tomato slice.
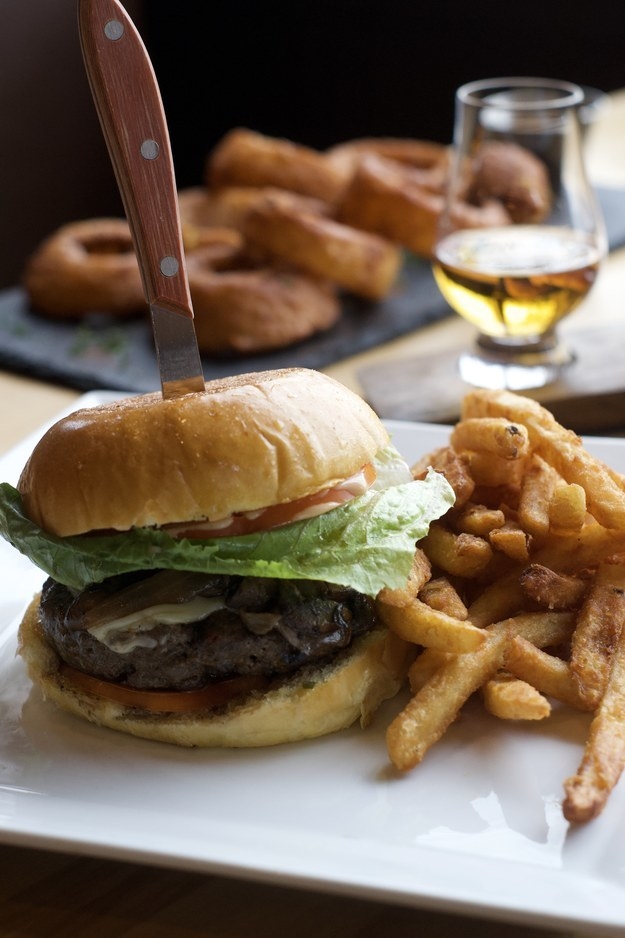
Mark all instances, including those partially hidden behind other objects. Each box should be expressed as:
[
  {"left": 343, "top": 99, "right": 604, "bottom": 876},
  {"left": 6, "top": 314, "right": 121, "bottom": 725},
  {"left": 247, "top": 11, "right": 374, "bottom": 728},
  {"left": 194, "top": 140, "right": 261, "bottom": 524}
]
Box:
[
  {"left": 167, "top": 462, "right": 377, "bottom": 539},
  {"left": 60, "top": 663, "right": 268, "bottom": 713}
]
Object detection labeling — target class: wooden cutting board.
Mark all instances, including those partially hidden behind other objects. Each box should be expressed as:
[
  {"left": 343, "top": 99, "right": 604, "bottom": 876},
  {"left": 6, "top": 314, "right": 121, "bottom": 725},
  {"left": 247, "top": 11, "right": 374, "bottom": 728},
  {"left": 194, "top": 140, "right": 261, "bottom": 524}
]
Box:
[{"left": 358, "top": 321, "right": 625, "bottom": 435}]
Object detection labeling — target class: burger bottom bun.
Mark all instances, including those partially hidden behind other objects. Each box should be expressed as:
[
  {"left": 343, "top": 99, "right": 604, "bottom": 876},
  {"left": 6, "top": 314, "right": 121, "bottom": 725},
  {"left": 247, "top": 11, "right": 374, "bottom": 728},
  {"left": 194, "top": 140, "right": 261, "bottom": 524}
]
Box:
[{"left": 17, "top": 596, "right": 413, "bottom": 748}]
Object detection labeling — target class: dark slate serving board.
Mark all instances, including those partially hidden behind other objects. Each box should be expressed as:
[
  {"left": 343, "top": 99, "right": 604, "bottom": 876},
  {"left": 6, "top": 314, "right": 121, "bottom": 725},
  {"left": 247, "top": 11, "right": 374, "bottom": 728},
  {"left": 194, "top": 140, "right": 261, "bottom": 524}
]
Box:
[
  {"left": 1, "top": 187, "right": 624, "bottom": 394},
  {"left": 0, "top": 255, "right": 445, "bottom": 394}
]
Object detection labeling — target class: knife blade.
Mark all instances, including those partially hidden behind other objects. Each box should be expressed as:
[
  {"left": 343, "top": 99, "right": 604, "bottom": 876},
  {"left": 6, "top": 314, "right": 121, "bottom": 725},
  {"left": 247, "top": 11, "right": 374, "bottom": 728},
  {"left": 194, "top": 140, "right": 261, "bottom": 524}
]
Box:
[{"left": 78, "top": 0, "right": 205, "bottom": 398}]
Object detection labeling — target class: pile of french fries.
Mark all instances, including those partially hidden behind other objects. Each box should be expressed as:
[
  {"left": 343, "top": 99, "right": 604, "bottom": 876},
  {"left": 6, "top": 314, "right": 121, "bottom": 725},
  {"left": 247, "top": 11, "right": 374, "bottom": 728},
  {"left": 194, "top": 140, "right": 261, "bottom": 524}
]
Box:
[{"left": 377, "top": 388, "right": 625, "bottom": 824}]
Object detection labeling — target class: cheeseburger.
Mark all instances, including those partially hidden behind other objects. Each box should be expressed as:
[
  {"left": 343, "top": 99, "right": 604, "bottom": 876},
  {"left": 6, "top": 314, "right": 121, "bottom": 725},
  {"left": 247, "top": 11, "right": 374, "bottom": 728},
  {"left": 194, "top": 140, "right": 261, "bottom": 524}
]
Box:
[{"left": 0, "top": 368, "right": 453, "bottom": 747}]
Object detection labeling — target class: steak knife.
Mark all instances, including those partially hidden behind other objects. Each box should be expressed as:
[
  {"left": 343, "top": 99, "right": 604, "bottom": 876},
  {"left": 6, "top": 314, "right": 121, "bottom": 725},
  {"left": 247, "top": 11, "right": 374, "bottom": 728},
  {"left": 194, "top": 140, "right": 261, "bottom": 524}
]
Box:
[{"left": 78, "top": 0, "right": 205, "bottom": 398}]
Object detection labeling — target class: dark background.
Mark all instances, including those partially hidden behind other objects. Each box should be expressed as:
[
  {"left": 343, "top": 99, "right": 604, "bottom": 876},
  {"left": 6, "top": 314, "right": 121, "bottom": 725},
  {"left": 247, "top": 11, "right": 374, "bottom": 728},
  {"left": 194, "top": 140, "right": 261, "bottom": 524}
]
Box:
[
  {"left": 3, "top": 0, "right": 624, "bottom": 288},
  {"left": 142, "top": 1, "right": 625, "bottom": 188}
]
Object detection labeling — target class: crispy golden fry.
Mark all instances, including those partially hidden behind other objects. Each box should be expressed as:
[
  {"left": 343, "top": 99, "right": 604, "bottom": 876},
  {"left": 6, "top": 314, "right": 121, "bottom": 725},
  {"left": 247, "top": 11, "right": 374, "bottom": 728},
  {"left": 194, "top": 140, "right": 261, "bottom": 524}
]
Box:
[
  {"left": 505, "top": 636, "right": 592, "bottom": 711},
  {"left": 471, "top": 483, "right": 521, "bottom": 513},
  {"left": 517, "top": 454, "right": 559, "bottom": 540},
  {"left": 532, "top": 523, "right": 625, "bottom": 574},
  {"left": 462, "top": 389, "right": 625, "bottom": 532},
  {"left": 411, "top": 446, "right": 475, "bottom": 507},
  {"left": 386, "top": 611, "right": 575, "bottom": 771},
  {"left": 489, "top": 522, "right": 531, "bottom": 563},
  {"left": 465, "top": 451, "right": 526, "bottom": 488},
  {"left": 569, "top": 563, "right": 625, "bottom": 709},
  {"left": 410, "top": 445, "right": 445, "bottom": 479},
  {"left": 378, "top": 598, "right": 485, "bottom": 653},
  {"left": 454, "top": 503, "right": 506, "bottom": 538},
  {"left": 482, "top": 672, "right": 551, "bottom": 721},
  {"left": 387, "top": 387, "right": 625, "bottom": 820},
  {"left": 408, "top": 648, "right": 453, "bottom": 692},
  {"left": 419, "top": 576, "right": 468, "bottom": 620},
  {"left": 549, "top": 481, "right": 587, "bottom": 536},
  {"left": 466, "top": 571, "right": 526, "bottom": 628},
  {"left": 519, "top": 563, "right": 590, "bottom": 611},
  {"left": 563, "top": 617, "right": 625, "bottom": 822},
  {"left": 388, "top": 631, "right": 508, "bottom": 770},
  {"left": 450, "top": 417, "right": 530, "bottom": 460},
  {"left": 377, "top": 555, "right": 480, "bottom": 653},
  {"left": 420, "top": 522, "right": 494, "bottom": 578}
]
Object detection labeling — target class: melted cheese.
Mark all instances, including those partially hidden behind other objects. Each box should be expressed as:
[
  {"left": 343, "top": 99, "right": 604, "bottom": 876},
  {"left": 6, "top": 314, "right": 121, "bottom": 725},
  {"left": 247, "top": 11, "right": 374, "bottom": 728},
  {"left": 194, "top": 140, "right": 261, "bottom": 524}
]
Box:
[{"left": 88, "top": 596, "right": 225, "bottom": 654}]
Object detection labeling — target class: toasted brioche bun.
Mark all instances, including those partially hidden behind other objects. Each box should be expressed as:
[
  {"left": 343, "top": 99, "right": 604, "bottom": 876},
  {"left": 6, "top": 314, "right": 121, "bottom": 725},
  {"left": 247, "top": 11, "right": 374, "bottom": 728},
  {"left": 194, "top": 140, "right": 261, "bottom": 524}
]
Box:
[
  {"left": 18, "top": 368, "right": 388, "bottom": 537},
  {"left": 18, "top": 596, "right": 412, "bottom": 748}
]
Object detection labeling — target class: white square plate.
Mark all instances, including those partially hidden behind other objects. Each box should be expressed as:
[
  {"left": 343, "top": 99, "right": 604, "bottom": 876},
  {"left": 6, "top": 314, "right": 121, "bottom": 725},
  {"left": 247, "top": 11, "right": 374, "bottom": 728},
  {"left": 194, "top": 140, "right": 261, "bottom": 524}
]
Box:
[{"left": 1, "top": 392, "right": 625, "bottom": 934}]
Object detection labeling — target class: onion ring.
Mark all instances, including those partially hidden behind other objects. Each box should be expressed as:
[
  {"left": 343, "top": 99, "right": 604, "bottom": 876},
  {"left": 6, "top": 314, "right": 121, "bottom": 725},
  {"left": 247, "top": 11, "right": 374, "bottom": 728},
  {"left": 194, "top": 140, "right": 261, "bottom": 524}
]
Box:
[
  {"left": 207, "top": 128, "right": 346, "bottom": 204},
  {"left": 242, "top": 194, "right": 402, "bottom": 300},
  {"left": 178, "top": 185, "right": 330, "bottom": 247},
  {"left": 23, "top": 218, "right": 146, "bottom": 319},
  {"left": 336, "top": 154, "right": 512, "bottom": 258},
  {"left": 326, "top": 136, "right": 450, "bottom": 192},
  {"left": 186, "top": 241, "right": 341, "bottom": 355},
  {"left": 467, "top": 141, "right": 552, "bottom": 223}
]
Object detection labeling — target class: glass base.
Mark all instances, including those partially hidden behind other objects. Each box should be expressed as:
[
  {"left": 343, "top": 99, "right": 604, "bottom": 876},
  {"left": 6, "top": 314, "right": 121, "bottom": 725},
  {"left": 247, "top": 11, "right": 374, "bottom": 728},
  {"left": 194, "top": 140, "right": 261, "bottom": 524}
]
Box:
[{"left": 459, "top": 333, "right": 575, "bottom": 391}]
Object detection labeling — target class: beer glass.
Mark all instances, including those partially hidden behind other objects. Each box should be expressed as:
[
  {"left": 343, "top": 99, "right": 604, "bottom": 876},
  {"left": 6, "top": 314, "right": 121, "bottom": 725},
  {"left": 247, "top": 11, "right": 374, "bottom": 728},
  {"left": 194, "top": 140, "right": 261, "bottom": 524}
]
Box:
[{"left": 432, "top": 77, "right": 606, "bottom": 390}]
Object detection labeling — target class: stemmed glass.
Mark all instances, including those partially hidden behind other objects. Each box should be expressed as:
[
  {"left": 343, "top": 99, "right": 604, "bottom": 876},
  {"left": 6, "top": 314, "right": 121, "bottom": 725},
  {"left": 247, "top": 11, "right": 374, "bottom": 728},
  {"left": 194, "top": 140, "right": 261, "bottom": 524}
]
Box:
[{"left": 432, "top": 77, "right": 607, "bottom": 391}]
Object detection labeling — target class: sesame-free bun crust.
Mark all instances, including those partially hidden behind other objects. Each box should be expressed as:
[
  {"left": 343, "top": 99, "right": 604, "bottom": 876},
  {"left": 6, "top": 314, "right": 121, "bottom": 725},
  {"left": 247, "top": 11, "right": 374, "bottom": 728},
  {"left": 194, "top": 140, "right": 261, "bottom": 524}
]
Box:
[
  {"left": 18, "top": 368, "right": 388, "bottom": 537},
  {"left": 18, "top": 596, "right": 412, "bottom": 748}
]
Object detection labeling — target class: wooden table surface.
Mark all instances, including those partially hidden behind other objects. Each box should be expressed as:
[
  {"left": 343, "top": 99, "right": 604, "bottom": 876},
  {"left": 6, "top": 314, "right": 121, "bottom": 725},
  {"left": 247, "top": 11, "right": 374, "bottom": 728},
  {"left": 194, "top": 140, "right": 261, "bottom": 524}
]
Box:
[{"left": 1, "top": 92, "right": 625, "bottom": 938}]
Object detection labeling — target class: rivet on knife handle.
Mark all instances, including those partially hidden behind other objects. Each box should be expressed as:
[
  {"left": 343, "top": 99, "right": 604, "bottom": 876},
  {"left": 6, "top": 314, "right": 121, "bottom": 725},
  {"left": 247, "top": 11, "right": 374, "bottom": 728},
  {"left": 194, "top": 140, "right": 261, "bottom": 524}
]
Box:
[{"left": 78, "top": 0, "right": 205, "bottom": 397}]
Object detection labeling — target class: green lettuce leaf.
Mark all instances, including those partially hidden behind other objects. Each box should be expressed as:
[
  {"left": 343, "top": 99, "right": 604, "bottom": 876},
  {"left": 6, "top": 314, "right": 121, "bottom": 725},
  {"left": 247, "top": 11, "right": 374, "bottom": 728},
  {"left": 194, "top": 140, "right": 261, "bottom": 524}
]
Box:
[{"left": 0, "top": 469, "right": 454, "bottom": 596}]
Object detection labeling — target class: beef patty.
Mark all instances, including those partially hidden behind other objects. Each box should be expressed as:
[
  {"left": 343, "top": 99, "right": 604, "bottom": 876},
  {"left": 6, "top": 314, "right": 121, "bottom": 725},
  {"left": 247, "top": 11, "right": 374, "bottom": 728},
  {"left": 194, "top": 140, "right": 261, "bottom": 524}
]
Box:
[{"left": 38, "top": 572, "right": 378, "bottom": 690}]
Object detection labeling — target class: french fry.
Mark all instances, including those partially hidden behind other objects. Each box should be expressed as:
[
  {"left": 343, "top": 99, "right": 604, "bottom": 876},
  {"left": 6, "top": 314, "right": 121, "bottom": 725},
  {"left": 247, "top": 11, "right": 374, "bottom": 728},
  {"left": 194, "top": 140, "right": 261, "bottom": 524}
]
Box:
[
  {"left": 532, "top": 522, "right": 625, "bottom": 574},
  {"left": 418, "top": 576, "right": 469, "bottom": 620},
  {"left": 420, "top": 522, "right": 494, "bottom": 578},
  {"left": 410, "top": 445, "right": 446, "bottom": 479},
  {"left": 470, "top": 482, "right": 521, "bottom": 513},
  {"left": 411, "top": 446, "right": 475, "bottom": 507},
  {"left": 517, "top": 454, "right": 558, "bottom": 539},
  {"left": 519, "top": 563, "right": 590, "bottom": 611},
  {"left": 569, "top": 563, "right": 625, "bottom": 708},
  {"left": 387, "top": 388, "right": 625, "bottom": 821},
  {"left": 386, "top": 611, "right": 575, "bottom": 771},
  {"left": 563, "top": 616, "right": 625, "bottom": 822},
  {"left": 378, "top": 598, "right": 485, "bottom": 653},
  {"left": 466, "top": 451, "right": 526, "bottom": 489},
  {"left": 505, "top": 635, "right": 592, "bottom": 711},
  {"left": 466, "top": 570, "right": 526, "bottom": 628},
  {"left": 489, "top": 521, "right": 531, "bottom": 563},
  {"left": 408, "top": 648, "right": 452, "bottom": 692},
  {"left": 454, "top": 503, "right": 506, "bottom": 538},
  {"left": 549, "top": 481, "right": 587, "bottom": 536},
  {"left": 462, "top": 389, "right": 625, "bottom": 532},
  {"left": 387, "top": 630, "right": 508, "bottom": 770},
  {"left": 482, "top": 672, "right": 551, "bottom": 721},
  {"left": 376, "top": 550, "right": 476, "bottom": 649},
  {"left": 450, "top": 417, "right": 530, "bottom": 460}
]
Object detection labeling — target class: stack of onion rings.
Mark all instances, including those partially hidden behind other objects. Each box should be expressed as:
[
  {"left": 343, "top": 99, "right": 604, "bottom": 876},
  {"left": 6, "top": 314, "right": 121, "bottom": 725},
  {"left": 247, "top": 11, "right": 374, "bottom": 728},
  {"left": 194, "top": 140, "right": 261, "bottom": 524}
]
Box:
[{"left": 21, "top": 128, "right": 553, "bottom": 353}]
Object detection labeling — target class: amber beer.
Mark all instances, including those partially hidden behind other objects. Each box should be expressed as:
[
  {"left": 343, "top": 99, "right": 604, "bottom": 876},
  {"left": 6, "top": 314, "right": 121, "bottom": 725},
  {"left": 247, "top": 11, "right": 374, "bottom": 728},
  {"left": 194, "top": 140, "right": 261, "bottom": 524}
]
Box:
[{"left": 433, "top": 226, "right": 601, "bottom": 339}]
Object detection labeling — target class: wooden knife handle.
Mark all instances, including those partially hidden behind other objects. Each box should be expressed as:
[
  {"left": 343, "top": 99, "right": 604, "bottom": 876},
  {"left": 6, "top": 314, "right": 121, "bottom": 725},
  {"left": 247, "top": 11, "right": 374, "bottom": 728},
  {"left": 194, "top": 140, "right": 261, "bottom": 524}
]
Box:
[{"left": 78, "top": 0, "right": 193, "bottom": 317}]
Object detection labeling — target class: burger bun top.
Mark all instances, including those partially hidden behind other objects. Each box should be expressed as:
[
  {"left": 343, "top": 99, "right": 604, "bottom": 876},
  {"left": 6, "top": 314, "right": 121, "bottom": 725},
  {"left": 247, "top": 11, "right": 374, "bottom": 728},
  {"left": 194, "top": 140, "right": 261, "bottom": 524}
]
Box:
[{"left": 18, "top": 368, "right": 389, "bottom": 537}]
